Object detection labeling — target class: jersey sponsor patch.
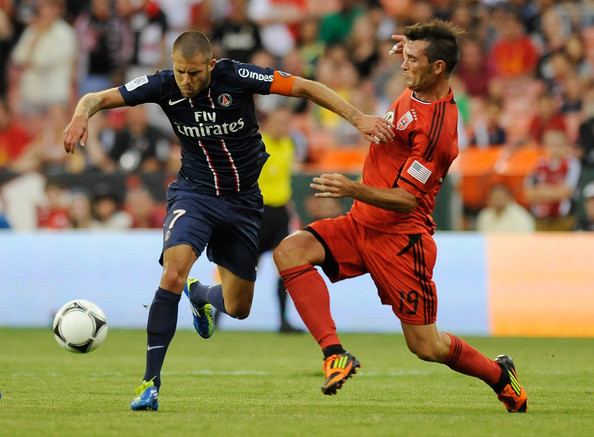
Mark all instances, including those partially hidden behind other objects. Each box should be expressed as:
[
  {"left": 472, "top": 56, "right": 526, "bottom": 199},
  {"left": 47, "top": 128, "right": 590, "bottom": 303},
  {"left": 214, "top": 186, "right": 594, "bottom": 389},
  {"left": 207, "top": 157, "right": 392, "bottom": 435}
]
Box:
[
  {"left": 384, "top": 111, "right": 394, "bottom": 124},
  {"left": 237, "top": 67, "right": 273, "bottom": 82},
  {"left": 125, "top": 75, "right": 149, "bottom": 91},
  {"left": 406, "top": 160, "right": 432, "bottom": 184},
  {"left": 396, "top": 110, "right": 416, "bottom": 131}
]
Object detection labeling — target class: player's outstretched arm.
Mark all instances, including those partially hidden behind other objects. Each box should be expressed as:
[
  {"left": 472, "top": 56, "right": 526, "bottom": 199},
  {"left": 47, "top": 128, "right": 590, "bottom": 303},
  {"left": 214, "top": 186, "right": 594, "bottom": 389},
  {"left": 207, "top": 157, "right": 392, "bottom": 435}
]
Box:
[
  {"left": 311, "top": 173, "right": 419, "bottom": 213},
  {"left": 63, "top": 88, "right": 126, "bottom": 154},
  {"left": 289, "top": 77, "right": 394, "bottom": 144}
]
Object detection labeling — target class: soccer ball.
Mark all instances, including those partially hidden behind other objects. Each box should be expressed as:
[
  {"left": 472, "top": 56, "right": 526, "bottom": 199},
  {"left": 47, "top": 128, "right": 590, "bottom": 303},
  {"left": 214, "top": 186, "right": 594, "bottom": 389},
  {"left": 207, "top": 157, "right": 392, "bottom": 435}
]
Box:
[{"left": 52, "top": 299, "right": 108, "bottom": 353}]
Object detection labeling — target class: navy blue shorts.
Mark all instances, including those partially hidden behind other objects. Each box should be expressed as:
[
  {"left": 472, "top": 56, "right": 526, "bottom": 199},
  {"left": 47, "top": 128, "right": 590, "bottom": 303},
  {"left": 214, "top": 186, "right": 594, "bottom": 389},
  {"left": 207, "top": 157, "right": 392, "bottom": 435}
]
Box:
[{"left": 160, "top": 179, "right": 263, "bottom": 281}]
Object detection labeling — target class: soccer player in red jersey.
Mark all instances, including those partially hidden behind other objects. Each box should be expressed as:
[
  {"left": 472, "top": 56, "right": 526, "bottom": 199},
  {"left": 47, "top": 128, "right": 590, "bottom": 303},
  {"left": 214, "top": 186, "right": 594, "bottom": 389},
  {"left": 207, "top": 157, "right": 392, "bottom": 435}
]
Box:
[{"left": 274, "top": 20, "right": 528, "bottom": 412}]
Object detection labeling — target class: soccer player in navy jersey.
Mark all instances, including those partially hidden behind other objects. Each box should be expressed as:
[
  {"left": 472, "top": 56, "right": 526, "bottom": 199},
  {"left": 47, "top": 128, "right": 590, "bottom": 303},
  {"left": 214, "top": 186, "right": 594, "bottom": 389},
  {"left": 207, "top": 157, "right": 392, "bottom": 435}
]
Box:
[{"left": 63, "top": 31, "right": 393, "bottom": 411}]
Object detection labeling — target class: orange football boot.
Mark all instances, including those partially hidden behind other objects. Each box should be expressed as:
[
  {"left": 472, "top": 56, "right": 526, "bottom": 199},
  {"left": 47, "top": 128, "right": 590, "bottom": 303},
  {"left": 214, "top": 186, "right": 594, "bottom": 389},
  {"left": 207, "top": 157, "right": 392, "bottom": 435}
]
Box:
[
  {"left": 321, "top": 352, "right": 361, "bottom": 395},
  {"left": 494, "top": 355, "right": 528, "bottom": 412}
]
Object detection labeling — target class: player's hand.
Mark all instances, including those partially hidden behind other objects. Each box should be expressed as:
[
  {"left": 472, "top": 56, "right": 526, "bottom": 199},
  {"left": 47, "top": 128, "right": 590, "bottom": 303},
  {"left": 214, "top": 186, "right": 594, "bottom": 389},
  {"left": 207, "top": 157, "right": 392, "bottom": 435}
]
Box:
[
  {"left": 62, "top": 114, "right": 88, "bottom": 154},
  {"left": 353, "top": 114, "right": 394, "bottom": 144},
  {"left": 311, "top": 173, "right": 356, "bottom": 199},
  {"left": 389, "top": 34, "right": 406, "bottom": 55}
]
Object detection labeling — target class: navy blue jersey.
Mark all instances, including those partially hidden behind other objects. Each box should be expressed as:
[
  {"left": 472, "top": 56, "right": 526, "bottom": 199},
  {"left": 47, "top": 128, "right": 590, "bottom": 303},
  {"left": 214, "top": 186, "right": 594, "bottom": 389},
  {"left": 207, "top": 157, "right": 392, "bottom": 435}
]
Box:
[{"left": 119, "top": 59, "right": 284, "bottom": 196}]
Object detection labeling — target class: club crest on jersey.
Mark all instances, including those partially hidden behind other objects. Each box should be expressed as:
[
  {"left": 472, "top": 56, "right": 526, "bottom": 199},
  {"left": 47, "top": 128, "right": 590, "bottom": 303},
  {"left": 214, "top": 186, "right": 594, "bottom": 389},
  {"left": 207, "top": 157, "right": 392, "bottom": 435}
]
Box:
[
  {"left": 396, "top": 109, "right": 417, "bottom": 131},
  {"left": 217, "top": 93, "right": 232, "bottom": 107}
]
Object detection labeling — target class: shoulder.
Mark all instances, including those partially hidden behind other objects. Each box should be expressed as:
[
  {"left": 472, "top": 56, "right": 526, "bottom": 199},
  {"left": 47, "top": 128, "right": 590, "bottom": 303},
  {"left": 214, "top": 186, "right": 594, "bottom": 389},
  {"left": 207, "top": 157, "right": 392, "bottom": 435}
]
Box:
[
  {"left": 446, "top": 90, "right": 458, "bottom": 108},
  {"left": 120, "top": 70, "right": 178, "bottom": 101},
  {"left": 212, "top": 58, "right": 239, "bottom": 81},
  {"left": 509, "top": 203, "right": 532, "bottom": 217},
  {"left": 398, "top": 89, "right": 414, "bottom": 105},
  {"left": 125, "top": 70, "right": 174, "bottom": 90},
  {"left": 150, "top": 70, "right": 178, "bottom": 93},
  {"left": 384, "top": 89, "right": 412, "bottom": 123},
  {"left": 54, "top": 19, "right": 75, "bottom": 35},
  {"left": 152, "top": 69, "right": 175, "bottom": 81},
  {"left": 212, "top": 59, "right": 276, "bottom": 92}
]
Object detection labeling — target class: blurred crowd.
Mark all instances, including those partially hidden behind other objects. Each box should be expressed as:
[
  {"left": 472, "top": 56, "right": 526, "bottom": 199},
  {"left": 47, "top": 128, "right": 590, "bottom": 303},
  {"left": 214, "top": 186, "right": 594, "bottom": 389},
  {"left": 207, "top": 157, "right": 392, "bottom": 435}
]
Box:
[{"left": 1, "top": 0, "right": 594, "bottom": 232}]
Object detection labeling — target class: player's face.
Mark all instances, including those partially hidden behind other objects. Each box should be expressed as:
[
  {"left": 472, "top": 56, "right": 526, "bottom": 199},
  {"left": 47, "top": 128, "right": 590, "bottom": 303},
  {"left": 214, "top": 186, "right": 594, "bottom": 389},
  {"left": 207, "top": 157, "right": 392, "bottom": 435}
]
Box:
[
  {"left": 172, "top": 50, "right": 216, "bottom": 97},
  {"left": 401, "top": 40, "right": 439, "bottom": 92}
]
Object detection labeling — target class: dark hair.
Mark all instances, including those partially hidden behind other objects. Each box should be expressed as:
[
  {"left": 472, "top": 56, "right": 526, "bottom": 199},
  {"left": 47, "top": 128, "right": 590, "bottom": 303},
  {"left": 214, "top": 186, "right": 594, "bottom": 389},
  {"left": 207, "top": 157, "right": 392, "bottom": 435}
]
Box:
[
  {"left": 173, "top": 31, "right": 213, "bottom": 59},
  {"left": 403, "top": 19, "right": 464, "bottom": 75}
]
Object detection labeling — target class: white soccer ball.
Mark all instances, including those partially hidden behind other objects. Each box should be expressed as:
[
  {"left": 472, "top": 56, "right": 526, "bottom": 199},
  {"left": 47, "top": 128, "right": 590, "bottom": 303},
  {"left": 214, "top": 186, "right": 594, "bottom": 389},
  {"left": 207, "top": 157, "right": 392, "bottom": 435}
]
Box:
[{"left": 52, "top": 299, "right": 108, "bottom": 353}]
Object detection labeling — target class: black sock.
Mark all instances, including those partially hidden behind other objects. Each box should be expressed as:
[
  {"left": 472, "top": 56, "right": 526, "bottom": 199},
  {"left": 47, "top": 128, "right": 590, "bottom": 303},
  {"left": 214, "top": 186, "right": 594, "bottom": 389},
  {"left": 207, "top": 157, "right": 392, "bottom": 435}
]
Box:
[
  {"left": 189, "top": 282, "right": 227, "bottom": 315},
  {"left": 323, "top": 344, "right": 346, "bottom": 359},
  {"left": 277, "top": 278, "right": 287, "bottom": 326},
  {"left": 490, "top": 362, "right": 508, "bottom": 393},
  {"left": 143, "top": 287, "right": 181, "bottom": 388}
]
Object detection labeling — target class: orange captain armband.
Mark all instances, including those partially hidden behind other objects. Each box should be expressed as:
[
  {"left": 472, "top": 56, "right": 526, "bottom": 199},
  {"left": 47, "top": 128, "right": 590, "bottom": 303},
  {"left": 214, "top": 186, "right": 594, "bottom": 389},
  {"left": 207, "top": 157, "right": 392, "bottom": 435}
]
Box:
[{"left": 269, "top": 70, "right": 296, "bottom": 96}]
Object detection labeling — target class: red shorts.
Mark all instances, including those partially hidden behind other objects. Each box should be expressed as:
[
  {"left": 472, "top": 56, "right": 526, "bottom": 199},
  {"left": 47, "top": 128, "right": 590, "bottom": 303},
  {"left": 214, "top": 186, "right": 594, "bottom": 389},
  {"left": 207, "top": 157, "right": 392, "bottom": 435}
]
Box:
[{"left": 307, "top": 213, "right": 437, "bottom": 325}]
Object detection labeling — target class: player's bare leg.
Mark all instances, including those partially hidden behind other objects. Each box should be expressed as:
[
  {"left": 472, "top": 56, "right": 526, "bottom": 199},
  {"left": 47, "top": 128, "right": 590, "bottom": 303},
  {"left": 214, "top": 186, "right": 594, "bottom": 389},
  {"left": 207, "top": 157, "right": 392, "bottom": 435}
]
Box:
[
  {"left": 184, "top": 264, "right": 255, "bottom": 340},
  {"left": 274, "top": 231, "right": 360, "bottom": 395},
  {"left": 217, "top": 265, "right": 255, "bottom": 319},
  {"left": 132, "top": 244, "right": 197, "bottom": 411},
  {"left": 401, "top": 322, "right": 527, "bottom": 412},
  {"left": 161, "top": 244, "right": 197, "bottom": 292},
  {"left": 400, "top": 322, "right": 451, "bottom": 362},
  {"left": 185, "top": 264, "right": 255, "bottom": 312}
]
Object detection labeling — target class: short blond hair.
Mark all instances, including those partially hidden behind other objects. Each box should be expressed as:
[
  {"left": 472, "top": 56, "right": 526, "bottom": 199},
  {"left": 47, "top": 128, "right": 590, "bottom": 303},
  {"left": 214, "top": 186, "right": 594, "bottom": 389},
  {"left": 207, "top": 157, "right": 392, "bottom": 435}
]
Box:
[{"left": 173, "top": 31, "right": 213, "bottom": 59}]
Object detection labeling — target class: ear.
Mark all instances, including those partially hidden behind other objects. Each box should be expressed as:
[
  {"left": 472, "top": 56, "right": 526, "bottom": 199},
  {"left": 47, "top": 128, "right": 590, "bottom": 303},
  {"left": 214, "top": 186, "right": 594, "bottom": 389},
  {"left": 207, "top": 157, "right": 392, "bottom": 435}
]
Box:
[
  {"left": 208, "top": 58, "right": 216, "bottom": 72},
  {"left": 433, "top": 60, "right": 446, "bottom": 76}
]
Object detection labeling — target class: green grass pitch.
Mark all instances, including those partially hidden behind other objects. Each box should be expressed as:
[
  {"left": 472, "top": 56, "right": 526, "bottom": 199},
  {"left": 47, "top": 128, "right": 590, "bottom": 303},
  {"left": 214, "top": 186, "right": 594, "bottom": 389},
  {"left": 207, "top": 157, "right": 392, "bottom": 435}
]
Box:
[{"left": 1, "top": 328, "right": 593, "bottom": 436}]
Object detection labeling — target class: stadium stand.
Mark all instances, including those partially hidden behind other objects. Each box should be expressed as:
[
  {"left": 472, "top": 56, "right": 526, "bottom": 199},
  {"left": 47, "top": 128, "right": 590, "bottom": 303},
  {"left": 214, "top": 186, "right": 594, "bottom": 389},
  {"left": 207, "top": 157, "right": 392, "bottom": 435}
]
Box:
[{"left": 1, "top": 0, "right": 594, "bottom": 231}]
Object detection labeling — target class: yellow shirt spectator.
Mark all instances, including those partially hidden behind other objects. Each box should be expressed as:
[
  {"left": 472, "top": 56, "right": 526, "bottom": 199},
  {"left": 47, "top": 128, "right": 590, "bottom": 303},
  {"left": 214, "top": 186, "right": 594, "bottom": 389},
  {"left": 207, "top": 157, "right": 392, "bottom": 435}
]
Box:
[{"left": 259, "top": 131, "right": 294, "bottom": 207}]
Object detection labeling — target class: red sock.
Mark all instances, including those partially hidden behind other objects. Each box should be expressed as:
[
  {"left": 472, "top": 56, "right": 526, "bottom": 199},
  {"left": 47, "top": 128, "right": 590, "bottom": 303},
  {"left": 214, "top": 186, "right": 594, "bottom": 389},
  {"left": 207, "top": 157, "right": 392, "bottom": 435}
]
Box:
[
  {"left": 279, "top": 264, "right": 340, "bottom": 349},
  {"left": 445, "top": 334, "right": 502, "bottom": 386}
]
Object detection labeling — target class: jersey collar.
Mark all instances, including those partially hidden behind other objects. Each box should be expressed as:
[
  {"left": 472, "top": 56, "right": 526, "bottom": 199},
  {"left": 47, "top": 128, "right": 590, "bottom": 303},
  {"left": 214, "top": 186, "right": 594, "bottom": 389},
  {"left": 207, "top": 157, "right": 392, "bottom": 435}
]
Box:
[{"left": 411, "top": 88, "right": 454, "bottom": 105}]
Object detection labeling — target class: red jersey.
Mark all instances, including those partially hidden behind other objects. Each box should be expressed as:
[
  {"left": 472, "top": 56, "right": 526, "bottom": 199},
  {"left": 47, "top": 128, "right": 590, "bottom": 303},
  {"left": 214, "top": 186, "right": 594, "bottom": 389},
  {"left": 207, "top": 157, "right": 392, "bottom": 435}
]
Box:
[
  {"left": 489, "top": 36, "right": 538, "bottom": 78},
  {"left": 351, "top": 88, "right": 459, "bottom": 234},
  {"left": 0, "top": 123, "right": 32, "bottom": 165},
  {"left": 526, "top": 156, "right": 580, "bottom": 219}
]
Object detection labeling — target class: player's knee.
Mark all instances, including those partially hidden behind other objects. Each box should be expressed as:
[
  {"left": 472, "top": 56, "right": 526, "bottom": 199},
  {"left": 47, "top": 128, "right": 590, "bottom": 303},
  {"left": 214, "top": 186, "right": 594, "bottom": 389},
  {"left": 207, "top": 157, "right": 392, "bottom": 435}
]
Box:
[
  {"left": 272, "top": 239, "right": 291, "bottom": 266},
  {"left": 273, "top": 237, "right": 306, "bottom": 269},
  {"left": 161, "top": 265, "right": 187, "bottom": 292},
  {"left": 225, "top": 301, "right": 251, "bottom": 320}
]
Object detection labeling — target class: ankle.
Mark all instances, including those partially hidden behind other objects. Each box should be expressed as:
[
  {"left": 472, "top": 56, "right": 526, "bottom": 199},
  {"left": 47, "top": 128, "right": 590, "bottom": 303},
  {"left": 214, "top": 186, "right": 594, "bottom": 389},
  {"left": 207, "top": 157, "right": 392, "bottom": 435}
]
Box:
[
  {"left": 323, "top": 344, "right": 346, "bottom": 359},
  {"left": 490, "top": 362, "right": 507, "bottom": 393}
]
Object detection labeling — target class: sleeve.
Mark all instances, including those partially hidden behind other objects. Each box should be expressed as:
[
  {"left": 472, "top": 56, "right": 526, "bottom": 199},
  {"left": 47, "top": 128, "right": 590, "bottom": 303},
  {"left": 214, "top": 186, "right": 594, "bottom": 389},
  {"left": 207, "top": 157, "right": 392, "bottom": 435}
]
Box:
[
  {"left": 394, "top": 130, "right": 440, "bottom": 198},
  {"left": 269, "top": 70, "right": 295, "bottom": 96},
  {"left": 118, "top": 73, "right": 164, "bottom": 106},
  {"left": 229, "top": 62, "right": 294, "bottom": 95}
]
